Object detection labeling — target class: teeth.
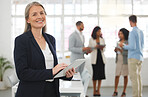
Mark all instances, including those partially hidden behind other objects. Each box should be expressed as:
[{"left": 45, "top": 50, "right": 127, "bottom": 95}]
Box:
[{"left": 37, "top": 20, "right": 43, "bottom": 23}]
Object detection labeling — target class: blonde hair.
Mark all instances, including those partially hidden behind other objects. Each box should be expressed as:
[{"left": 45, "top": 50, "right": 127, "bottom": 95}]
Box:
[{"left": 24, "top": 2, "right": 47, "bottom": 33}]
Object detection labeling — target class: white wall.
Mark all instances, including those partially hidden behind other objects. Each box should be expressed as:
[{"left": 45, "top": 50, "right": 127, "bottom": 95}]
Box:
[
  {"left": 0, "top": 0, "right": 12, "bottom": 62},
  {"left": 0, "top": 0, "right": 14, "bottom": 87}
]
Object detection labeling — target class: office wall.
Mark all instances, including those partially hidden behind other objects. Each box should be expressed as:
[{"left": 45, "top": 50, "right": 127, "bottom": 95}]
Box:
[
  {"left": 0, "top": 0, "right": 12, "bottom": 62},
  {"left": 0, "top": 0, "right": 14, "bottom": 87}
]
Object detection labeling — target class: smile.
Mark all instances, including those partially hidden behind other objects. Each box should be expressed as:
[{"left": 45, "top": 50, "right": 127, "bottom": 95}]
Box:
[{"left": 36, "top": 20, "right": 44, "bottom": 23}]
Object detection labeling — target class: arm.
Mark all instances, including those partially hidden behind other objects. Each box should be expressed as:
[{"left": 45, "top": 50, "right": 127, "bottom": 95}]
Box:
[
  {"left": 88, "top": 38, "right": 92, "bottom": 47},
  {"left": 123, "top": 31, "right": 136, "bottom": 50},
  {"left": 14, "top": 36, "right": 53, "bottom": 81},
  {"left": 69, "top": 34, "right": 84, "bottom": 54},
  {"left": 58, "top": 68, "right": 75, "bottom": 81},
  {"left": 141, "top": 31, "right": 144, "bottom": 50},
  {"left": 100, "top": 38, "right": 106, "bottom": 52}
]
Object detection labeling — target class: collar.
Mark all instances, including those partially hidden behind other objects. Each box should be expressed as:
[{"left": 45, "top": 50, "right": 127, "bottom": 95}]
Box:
[
  {"left": 133, "top": 26, "right": 138, "bottom": 29},
  {"left": 76, "top": 28, "right": 83, "bottom": 35}
]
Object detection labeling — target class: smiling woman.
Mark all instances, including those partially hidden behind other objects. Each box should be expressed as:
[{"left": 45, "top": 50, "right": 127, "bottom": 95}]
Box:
[
  {"left": 14, "top": 2, "right": 75, "bottom": 97},
  {"left": 27, "top": 6, "right": 46, "bottom": 31},
  {"left": 24, "top": 2, "right": 47, "bottom": 33}
]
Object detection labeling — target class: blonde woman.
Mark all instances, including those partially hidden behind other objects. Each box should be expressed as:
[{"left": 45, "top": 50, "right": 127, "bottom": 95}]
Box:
[{"left": 14, "top": 2, "right": 74, "bottom": 97}]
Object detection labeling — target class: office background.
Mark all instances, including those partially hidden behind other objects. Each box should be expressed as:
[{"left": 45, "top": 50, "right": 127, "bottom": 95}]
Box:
[{"left": 0, "top": 0, "right": 148, "bottom": 87}]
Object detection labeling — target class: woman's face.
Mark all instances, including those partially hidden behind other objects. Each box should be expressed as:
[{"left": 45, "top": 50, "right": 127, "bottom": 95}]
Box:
[
  {"left": 96, "top": 29, "right": 101, "bottom": 36},
  {"left": 27, "top": 6, "right": 46, "bottom": 30},
  {"left": 118, "top": 31, "right": 124, "bottom": 40}
]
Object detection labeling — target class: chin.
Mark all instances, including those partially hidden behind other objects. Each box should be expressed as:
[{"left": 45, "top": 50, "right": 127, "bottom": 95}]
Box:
[{"left": 37, "top": 24, "right": 45, "bottom": 28}]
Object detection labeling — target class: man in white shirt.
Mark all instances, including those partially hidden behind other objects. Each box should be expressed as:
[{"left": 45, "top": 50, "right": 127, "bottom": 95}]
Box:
[{"left": 69, "top": 21, "right": 91, "bottom": 97}]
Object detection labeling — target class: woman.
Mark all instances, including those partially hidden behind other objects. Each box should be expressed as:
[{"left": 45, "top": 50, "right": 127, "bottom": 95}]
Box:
[
  {"left": 14, "top": 2, "right": 75, "bottom": 97},
  {"left": 112, "top": 28, "right": 129, "bottom": 97},
  {"left": 88, "top": 26, "right": 106, "bottom": 96}
]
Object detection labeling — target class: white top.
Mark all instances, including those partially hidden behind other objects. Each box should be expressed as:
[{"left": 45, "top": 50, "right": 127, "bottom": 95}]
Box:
[
  {"left": 88, "top": 37, "right": 106, "bottom": 64},
  {"left": 76, "top": 28, "right": 84, "bottom": 43},
  {"left": 116, "top": 41, "right": 122, "bottom": 54},
  {"left": 41, "top": 42, "right": 54, "bottom": 82}
]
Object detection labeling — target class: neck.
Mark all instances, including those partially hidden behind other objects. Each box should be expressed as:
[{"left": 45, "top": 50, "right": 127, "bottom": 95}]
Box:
[
  {"left": 121, "top": 39, "right": 125, "bottom": 42},
  {"left": 77, "top": 29, "right": 81, "bottom": 33},
  {"left": 132, "top": 23, "right": 137, "bottom": 27},
  {"left": 96, "top": 36, "right": 100, "bottom": 39},
  {"left": 31, "top": 28, "right": 42, "bottom": 38}
]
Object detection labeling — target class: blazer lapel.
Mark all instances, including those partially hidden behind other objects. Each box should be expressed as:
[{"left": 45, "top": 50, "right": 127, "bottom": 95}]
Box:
[
  {"left": 42, "top": 32, "right": 57, "bottom": 66},
  {"left": 27, "top": 31, "right": 57, "bottom": 66},
  {"left": 27, "top": 31, "right": 44, "bottom": 59}
]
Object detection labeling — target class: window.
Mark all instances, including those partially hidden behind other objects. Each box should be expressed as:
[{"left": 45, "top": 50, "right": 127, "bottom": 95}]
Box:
[
  {"left": 99, "top": 16, "right": 130, "bottom": 57},
  {"left": 12, "top": 0, "right": 148, "bottom": 58},
  {"left": 100, "top": 0, "right": 132, "bottom": 15},
  {"left": 133, "top": 0, "right": 148, "bottom": 15}
]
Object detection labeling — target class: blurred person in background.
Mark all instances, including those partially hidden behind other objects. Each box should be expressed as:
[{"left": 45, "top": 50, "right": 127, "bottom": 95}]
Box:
[
  {"left": 119, "top": 15, "right": 144, "bottom": 97},
  {"left": 88, "top": 26, "right": 106, "bottom": 96},
  {"left": 113, "top": 28, "right": 129, "bottom": 97},
  {"left": 69, "top": 21, "right": 91, "bottom": 97}
]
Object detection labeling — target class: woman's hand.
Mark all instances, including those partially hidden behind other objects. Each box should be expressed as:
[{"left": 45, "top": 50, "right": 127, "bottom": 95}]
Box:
[
  {"left": 114, "top": 47, "right": 123, "bottom": 53},
  {"left": 96, "top": 45, "right": 105, "bottom": 50},
  {"left": 114, "top": 47, "right": 119, "bottom": 52},
  {"left": 119, "top": 42, "right": 124, "bottom": 48},
  {"left": 65, "top": 68, "right": 75, "bottom": 78},
  {"left": 95, "top": 45, "right": 99, "bottom": 49},
  {"left": 52, "top": 63, "right": 68, "bottom": 76}
]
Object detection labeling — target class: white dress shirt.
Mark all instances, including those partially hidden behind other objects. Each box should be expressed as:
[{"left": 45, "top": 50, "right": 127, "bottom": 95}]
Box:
[{"left": 42, "top": 42, "right": 54, "bottom": 82}]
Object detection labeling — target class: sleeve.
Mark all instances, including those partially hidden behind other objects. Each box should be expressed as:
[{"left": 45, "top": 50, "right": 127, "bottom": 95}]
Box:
[
  {"left": 141, "top": 31, "right": 144, "bottom": 50},
  {"left": 88, "top": 38, "right": 92, "bottom": 47},
  {"left": 102, "top": 38, "right": 106, "bottom": 52},
  {"left": 58, "top": 76, "right": 73, "bottom": 81},
  {"left": 123, "top": 31, "right": 136, "bottom": 50},
  {"left": 14, "top": 36, "right": 53, "bottom": 81},
  {"left": 69, "top": 34, "right": 84, "bottom": 54}
]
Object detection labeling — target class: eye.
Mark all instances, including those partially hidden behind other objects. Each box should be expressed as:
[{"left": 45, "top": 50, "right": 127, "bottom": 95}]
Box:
[
  {"left": 40, "top": 11, "right": 45, "bottom": 15},
  {"left": 32, "top": 13, "right": 37, "bottom": 16}
]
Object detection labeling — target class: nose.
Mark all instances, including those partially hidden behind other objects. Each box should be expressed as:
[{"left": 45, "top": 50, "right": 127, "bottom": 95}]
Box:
[{"left": 37, "top": 13, "right": 42, "bottom": 19}]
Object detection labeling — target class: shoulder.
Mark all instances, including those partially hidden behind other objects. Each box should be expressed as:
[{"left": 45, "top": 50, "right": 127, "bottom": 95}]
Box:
[
  {"left": 44, "top": 33, "right": 55, "bottom": 41},
  {"left": 89, "top": 37, "right": 94, "bottom": 41},
  {"left": 69, "top": 32, "right": 77, "bottom": 38},
  {"left": 15, "top": 32, "right": 29, "bottom": 43},
  {"left": 100, "top": 37, "right": 105, "bottom": 41}
]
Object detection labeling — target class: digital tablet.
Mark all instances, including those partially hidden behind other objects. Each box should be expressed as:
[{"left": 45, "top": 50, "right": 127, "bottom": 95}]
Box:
[{"left": 54, "top": 59, "right": 85, "bottom": 78}]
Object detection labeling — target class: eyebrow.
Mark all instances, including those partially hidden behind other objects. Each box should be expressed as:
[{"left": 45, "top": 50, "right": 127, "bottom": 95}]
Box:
[{"left": 31, "top": 10, "right": 44, "bottom": 15}]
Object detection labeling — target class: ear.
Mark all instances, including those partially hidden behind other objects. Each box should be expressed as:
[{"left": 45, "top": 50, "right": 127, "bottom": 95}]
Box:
[
  {"left": 27, "top": 20, "right": 30, "bottom": 23},
  {"left": 26, "top": 18, "right": 30, "bottom": 23}
]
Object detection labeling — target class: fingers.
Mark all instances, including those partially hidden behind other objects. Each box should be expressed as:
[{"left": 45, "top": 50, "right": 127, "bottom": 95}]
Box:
[
  {"left": 53, "top": 63, "right": 68, "bottom": 75},
  {"left": 58, "top": 63, "right": 68, "bottom": 71},
  {"left": 66, "top": 68, "right": 75, "bottom": 78},
  {"left": 66, "top": 71, "right": 71, "bottom": 77}
]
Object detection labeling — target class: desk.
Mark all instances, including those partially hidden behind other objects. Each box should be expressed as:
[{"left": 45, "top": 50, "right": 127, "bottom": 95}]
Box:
[{"left": 12, "top": 73, "right": 85, "bottom": 97}]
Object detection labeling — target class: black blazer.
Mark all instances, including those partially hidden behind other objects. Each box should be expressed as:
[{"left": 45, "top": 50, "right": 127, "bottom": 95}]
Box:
[{"left": 14, "top": 30, "right": 71, "bottom": 97}]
